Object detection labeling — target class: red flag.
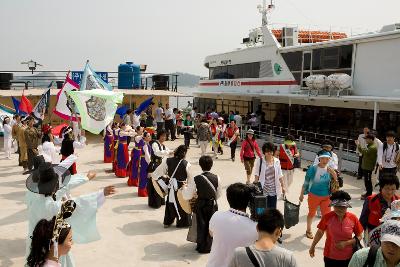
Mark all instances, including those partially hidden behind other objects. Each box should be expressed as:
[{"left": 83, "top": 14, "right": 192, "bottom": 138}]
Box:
[{"left": 19, "top": 93, "right": 33, "bottom": 114}]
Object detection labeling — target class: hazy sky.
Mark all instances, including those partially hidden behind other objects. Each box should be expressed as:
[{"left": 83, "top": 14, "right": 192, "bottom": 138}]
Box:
[{"left": 0, "top": 0, "right": 399, "bottom": 76}]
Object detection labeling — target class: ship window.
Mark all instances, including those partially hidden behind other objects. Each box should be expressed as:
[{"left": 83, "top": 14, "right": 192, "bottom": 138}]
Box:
[
  {"left": 225, "top": 62, "right": 260, "bottom": 79},
  {"left": 339, "top": 45, "right": 353, "bottom": 68},
  {"left": 312, "top": 49, "right": 322, "bottom": 70},
  {"left": 303, "top": 53, "right": 311, "bottom": 70},
  {"left": 312, "top": 45, "right": 353, "bottom": 70},
  {"left": 281, "top": 51, "right": 302, "bottom": 72},
  {"left": 210, "top": 66, "right": 229, "bottom": 79}
]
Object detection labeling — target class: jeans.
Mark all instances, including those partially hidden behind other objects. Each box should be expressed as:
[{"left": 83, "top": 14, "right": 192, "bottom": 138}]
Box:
[
  {"left": 363, "top": 169, "right": 373, "bottom": 196},
  {"left": 229, "top": 141, "right": 237, "bottom": 159},
  {"left": 266, "top": 195, "right": 277, "bottom": 209}
]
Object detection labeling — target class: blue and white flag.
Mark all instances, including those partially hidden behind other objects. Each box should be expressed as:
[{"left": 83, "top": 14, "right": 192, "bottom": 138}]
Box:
[
  {"left": 33, "top": 88, "right": 51, "bottom": 119},
  {"left": 80, "top": 61, "right": 112, "bottom": 91}
]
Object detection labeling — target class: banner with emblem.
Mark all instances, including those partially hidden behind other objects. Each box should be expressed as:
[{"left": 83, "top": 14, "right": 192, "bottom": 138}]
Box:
[
  {"left": 54, "top": 76, "right": 80, "bottom": 121},
  {"left": 80, "top": 61, "right": 112, "bottom": 91},
  {"left": 67, "top": 89, "right": 123, "bottom": 134}
]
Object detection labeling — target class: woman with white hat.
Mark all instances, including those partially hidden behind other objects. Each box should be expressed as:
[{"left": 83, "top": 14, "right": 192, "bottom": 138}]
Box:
[{"left": 299, "top": 151, "right": 338, "bottom": 239}]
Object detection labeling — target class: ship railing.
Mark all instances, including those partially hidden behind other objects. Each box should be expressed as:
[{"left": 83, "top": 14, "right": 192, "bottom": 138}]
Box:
[
  {"left": 238, "top": 123, "right": 358, "bottom": 171},
  {"left": 0, "top": 70, "right": 180, "bottom": 91},
  {"left": 268, "top": 23, "right": 374, "bottom": 39}
]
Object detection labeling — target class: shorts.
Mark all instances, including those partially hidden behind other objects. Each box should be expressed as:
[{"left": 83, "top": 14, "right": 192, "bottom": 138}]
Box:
[
  {"left": 307, "top": 192, "right": 331, "bottom": 217},
  {"left": 243, "top": 158, "right": 255, "bottom": 175}
]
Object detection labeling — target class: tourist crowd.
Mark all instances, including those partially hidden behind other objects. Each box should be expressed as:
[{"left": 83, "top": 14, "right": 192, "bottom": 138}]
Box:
[{"left": 2, "top": 104, "right": 400, "bottom": 267}]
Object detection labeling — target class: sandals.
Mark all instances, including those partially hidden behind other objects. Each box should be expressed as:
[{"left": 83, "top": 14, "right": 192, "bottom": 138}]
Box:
[{"left": 306, "top": 231, "right": 314, "bottom": 239}]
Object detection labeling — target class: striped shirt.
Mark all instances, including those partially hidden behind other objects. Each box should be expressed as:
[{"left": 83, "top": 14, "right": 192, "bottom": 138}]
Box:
[{"left": 263, "top": 164, "right": 276, "bottom": 196}]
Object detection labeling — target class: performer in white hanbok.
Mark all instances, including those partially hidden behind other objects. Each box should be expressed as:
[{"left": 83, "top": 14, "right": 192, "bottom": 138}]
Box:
[
  {"left": 38, "top": 124, "right": 60, "bottom": 164},
  {"left": 25, "top": 155, "right": 116, "bottom": 267},
  {"left": 2, "top": 116, "right": 12, "bottom": 159}
]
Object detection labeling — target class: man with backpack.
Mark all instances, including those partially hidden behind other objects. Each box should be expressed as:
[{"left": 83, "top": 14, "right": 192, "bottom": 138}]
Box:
[
  {"left": 349, "top": 220, "right": 400, "bottom": 267},
  {"left": 378, "top": 131, "right": 400, "bottom": 179}
]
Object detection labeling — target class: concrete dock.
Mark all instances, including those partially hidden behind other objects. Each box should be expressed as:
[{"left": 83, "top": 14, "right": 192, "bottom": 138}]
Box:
[{"left": 0, "top": 135, "right": 373, "bottom": 266}]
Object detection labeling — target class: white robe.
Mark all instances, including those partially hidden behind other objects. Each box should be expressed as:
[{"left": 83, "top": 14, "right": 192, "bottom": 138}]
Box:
[
  {"left": 3, "top": 124, "right": 12, "bottom": 157},
  {"left": 38, "top": 141, "right": 61, "bottom": 164}
]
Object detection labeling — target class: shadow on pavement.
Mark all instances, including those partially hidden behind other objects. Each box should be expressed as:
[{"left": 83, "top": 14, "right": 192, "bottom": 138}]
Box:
[
  {"left": 0, "top": 190, "right": 26, "bottom": 204},
  {"left": 119, "top": 220, "right": 183, "bottom": 236},
  {"left": 113, "top": 204, "right": 149, "bottom": 214},
  {"left": 0, "top": 209, "right": 26, "bottom": 226},
  {"left": 142, "top": 242, "right": 200, "bottom": 262}
]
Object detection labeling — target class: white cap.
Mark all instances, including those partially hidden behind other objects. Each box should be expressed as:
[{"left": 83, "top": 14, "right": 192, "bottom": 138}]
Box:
[{"left": 381, "top": 220, "right": 400, "bottom": 247}]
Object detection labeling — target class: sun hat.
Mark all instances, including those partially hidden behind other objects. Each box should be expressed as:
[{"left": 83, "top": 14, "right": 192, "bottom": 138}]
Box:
[
  {"left": 318, "top": 151, "right": 332, "bottom": 159},
  {"left": 381, "top": 220, "right": 400, "bottom": 247},
  {"left": 246, "top": 129, "right": 255, "bottom": 135}
]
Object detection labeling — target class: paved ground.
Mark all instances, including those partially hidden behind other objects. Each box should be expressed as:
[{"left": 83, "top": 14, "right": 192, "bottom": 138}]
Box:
[{"left": 0, "top": 135, "right": 375, "bottom": 266}]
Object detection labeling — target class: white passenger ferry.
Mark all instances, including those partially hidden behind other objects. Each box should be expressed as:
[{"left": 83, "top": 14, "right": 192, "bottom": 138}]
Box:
[{"left": 194, "top": 0, "right": 400, "bottom": 143}]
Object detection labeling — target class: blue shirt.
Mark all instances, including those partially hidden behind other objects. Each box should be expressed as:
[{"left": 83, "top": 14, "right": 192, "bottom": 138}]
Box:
[{"left": 303, "top": 165, "right": 332, "bottom": 197}]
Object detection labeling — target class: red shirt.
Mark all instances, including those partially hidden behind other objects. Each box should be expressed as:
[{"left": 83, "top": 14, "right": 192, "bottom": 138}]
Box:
[
  {"left": 240, "top": 138, "right": 262, "bottom": 160},
  {"left": 317, "top": 211, "right": 363, "bottom": 260}
]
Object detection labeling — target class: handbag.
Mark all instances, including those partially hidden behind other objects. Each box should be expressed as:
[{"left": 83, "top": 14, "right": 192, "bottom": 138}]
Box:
[{"left": 284, "top": 196, "right": 300, "bottom": 229}]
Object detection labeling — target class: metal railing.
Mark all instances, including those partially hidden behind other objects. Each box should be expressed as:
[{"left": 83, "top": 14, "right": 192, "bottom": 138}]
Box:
[
  {"left": 239, "top": 123, "right": 358, "bottom": 164},
  {"left": 0, "top": 70, "right": 180, "bottom": 91}
]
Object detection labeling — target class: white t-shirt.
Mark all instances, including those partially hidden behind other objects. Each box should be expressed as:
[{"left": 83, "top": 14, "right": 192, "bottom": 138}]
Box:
[
  {"left": 314, "top": 166, "right": 328, "bottom": 183},
  {"left": 207, "top": 209, "right": 258, "bottom": 267},
  {"left": 155, "top": 107, "right": 164, "bottom": 123},
  {"left": 164, "top": 108, "right": 174, "bottom": 120}
]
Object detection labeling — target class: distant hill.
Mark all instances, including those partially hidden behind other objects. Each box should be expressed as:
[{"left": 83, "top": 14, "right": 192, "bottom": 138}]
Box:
[{"left": 173, "top": 72, "right": 201, "bottom": 87}]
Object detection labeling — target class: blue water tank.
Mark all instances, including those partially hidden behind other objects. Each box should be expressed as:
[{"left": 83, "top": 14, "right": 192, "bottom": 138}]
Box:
[
  {"left": 118, "top": 62, "right": 134, "bottom": 89},
  {"left": 132, "top": 63, "right": 141, "bottom": 89}
]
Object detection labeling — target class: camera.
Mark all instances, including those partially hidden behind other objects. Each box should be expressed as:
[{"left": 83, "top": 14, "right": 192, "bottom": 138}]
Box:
[{"left": 247, "top": 182, "right": 267, "bottom": 221}]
